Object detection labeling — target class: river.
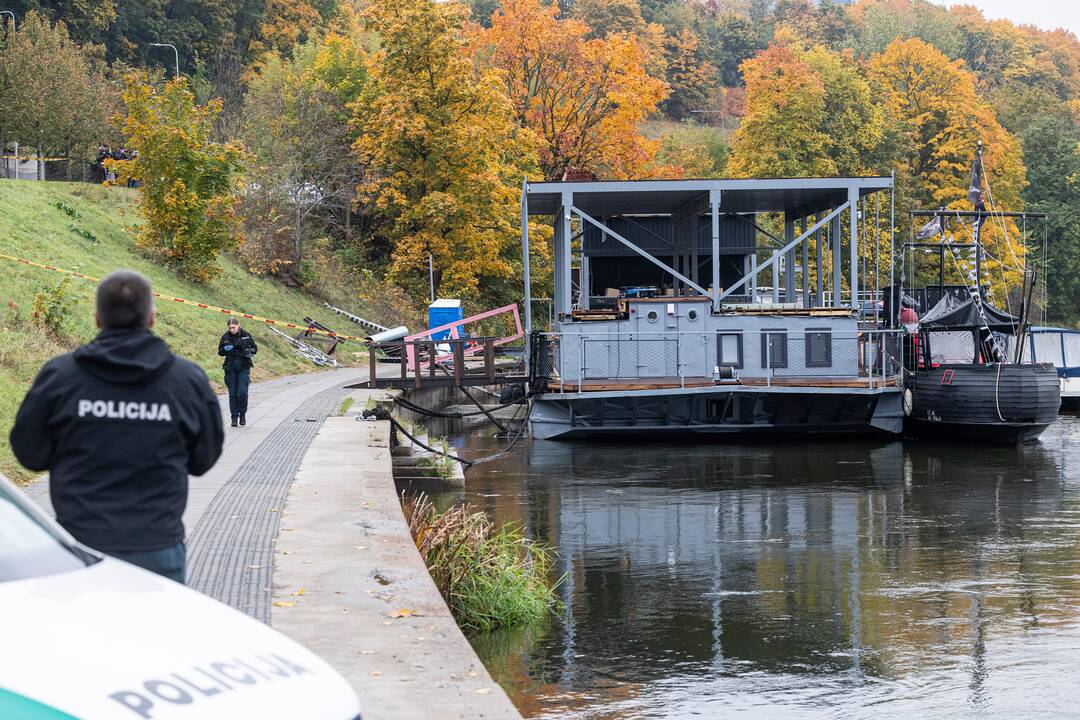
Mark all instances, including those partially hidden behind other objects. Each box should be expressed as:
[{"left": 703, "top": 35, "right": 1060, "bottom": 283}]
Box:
[{"left": 416, "top": 414, "right": 1080, "bottom": 719}]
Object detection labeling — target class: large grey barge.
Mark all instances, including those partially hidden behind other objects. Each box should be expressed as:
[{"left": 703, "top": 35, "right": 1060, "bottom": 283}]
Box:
[{"left": 519, "top": 178, "right": 905, "bottom": 440}]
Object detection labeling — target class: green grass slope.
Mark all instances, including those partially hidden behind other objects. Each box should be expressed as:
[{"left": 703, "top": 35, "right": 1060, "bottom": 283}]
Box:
[{"left": 0, "top": 180, "right": 367, "bottom": 482}]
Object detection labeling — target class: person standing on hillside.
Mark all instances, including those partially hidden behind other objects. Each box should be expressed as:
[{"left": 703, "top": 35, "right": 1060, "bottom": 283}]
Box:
[
  {"left": 218, "top": 318, "right": 258, "bottom": 427},
  {"left": 10, "top": 270, "right": 223, "bottom": 583}
]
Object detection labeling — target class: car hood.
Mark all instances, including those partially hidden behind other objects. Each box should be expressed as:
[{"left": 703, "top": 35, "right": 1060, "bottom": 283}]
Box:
[{"left": 0, "top": 558, "right": 360, "bottom": 720}]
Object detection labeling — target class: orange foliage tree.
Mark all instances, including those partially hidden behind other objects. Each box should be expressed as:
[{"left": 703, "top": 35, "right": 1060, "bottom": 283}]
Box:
[{"left": 472, "top": 0, "right": 668, "bottom": 180}]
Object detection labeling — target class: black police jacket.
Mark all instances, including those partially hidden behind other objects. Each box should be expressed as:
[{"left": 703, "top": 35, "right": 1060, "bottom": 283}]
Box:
[
  {"left": 218, "top": 328, "right": 257, "bottom": 372},
  {"left": 9, "top": 328, "right": 224, "bottom": 553}
]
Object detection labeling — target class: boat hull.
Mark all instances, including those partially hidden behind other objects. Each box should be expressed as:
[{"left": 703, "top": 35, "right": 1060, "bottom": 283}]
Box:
[
  {"left": 531, "top": 384, "right": 903, "bottom": 441},
  {"left": 905, "top": 363, "right": 1060, "bottom": 444}
]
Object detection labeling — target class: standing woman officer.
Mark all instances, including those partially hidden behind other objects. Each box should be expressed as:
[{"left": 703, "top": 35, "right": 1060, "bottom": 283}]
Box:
[{"left": 218, "top": 318, "right": 258, "bottom": 427}]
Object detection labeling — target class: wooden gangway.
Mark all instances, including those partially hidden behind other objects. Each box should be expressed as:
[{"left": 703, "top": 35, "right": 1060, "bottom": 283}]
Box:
[{"left": 356, "top": 336, "right": 528, "bottom": 390}]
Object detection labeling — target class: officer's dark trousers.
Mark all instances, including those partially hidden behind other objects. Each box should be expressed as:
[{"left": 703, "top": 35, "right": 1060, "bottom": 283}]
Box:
[
  {"left": 111, "top": 543, "right": 186, "bottom": 584},
  {"left": 224, "top": 367, "right": 250, "bottom": 418}
]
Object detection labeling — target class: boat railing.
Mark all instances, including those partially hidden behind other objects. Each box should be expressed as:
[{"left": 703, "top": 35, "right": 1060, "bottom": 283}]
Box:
[{"left": 535, "top": 328, "right": 906, "bottom": 391}]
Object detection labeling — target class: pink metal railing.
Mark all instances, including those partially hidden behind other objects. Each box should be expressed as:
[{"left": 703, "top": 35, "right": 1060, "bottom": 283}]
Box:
[{"left": 403, "top": 303, "right": 524, "bottom": 370}]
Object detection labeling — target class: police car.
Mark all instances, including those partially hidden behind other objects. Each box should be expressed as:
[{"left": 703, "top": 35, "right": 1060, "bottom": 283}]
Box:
[{"left": 0, "top": 474, "right": 362, "bottom": 720}]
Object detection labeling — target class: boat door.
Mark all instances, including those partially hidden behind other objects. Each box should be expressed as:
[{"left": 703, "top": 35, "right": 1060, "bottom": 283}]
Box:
[
  {"left": 677, "top": 303, "right": 708, "bottom": 378},
  {"left": 636, "top": 305, "right": 669, "bottom": 377}
]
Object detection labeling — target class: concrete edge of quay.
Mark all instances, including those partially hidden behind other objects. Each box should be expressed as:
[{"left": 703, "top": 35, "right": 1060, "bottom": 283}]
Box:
[{"left": 270, "top": 388, "right": 522, "bottom": 720}]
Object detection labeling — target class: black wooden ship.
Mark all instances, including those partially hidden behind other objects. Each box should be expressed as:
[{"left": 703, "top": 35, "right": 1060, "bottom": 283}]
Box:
[
  {"left": 903, "top": 292, "right": 1060, "bottom": 443},
  {"left": 897, "top": 145, "right": 1060, "bottom": 444}
]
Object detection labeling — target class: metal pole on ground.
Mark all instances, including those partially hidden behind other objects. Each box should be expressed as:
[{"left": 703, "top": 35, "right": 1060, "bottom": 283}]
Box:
[
  {"left": 0, "top": 10, "right": 11, "bottom": 181},
  {"left": 889, "top": 171, "right": 895, "bottom": 328}
]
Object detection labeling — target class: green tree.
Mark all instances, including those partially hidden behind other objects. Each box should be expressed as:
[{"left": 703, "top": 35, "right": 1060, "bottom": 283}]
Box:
[
  {"left": 699, "top": 11, "right": 765, "bottom": 87},
  {"left": 849, "top": 0, "right": 962, "bottom": 60},
  {"left": 570, "top": 0, "right": 646, "bottom": 38},
  {"left": 6, "top": 0, "right": 116, "bottom": 45},
  {"left": 0, "top": 11, "right": 117, "bottom": 178},
  {"left": 112, "top": 74, "right": 248, "bottom": 282},
  {"left": 654, "top": 125, "right": 728, "bottom": 178},
  {"left": 354, "top": 0, "right": 540, "bottom": 306},
  {"left": 1020, "top": 113, "right": 1080, "bottom": 323}
]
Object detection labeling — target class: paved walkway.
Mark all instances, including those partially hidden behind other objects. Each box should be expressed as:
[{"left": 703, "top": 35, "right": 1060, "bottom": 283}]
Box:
[
  {"left": 27, "top": 368, "right": 366, "bottom": 621},
  {"left": 272, "top": 405, "right": 521, "bottom": 720}
]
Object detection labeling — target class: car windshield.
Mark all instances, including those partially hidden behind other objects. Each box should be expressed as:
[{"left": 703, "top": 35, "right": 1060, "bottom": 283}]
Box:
[{"left": 0, "top": 483, "right": 96, "bottom": 582}]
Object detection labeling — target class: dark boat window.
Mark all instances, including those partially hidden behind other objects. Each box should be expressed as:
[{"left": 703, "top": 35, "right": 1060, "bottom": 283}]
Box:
[
  {"left": 717, "top": 333, "right": 743, "bottom": 368},
  {"left": 761, "top": 330, "right": 788, "bottom": 369},
  {"left": 806, "top": 329, "right": 832, "bottom": 368}
]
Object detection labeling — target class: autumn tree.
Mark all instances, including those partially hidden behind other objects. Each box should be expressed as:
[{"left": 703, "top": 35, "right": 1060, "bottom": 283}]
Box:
[
  {"left": 112, "top": 74, "right": 248, "bottom": 282},
  {"left": 772, "top": 0, "right": 853, "bottom": 49},
  {"left": 661, "top": 28, "right": 716, "bottom": 120},
  {"left": 473, "top": 0, "right": 667, "bottom": 180},
  {"left": 869, "top": 38, "right": 1025, "bottom": 210},
  {"left": 354, "top": 0, "right": 541, "bottom": 306},
  {"left": 240, "top": 32, "right": 366, "bottom": 281},
  {"left": 869, "top": 38, "right": 1028, "bottom": 293},
  {"left": 727, "top": 40, "right": 885, "bottom": 178}
]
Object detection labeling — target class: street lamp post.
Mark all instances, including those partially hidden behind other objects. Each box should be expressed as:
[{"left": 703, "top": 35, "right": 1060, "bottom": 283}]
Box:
[
  {"left": 149, "top": 42, "right": 179, "bottom": 80},
  {"left": 1, "top": 12, "right": 14, "bottom": 180}
]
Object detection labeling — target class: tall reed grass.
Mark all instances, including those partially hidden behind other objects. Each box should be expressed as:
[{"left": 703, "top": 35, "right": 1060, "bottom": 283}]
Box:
[{"left": 402, "top": 493, "right": 561, "bottom": 633}]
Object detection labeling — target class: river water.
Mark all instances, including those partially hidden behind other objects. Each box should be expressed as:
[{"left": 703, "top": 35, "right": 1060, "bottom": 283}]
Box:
[{"left": 421, "top": 414, "right": 1080, "bottom": 719}]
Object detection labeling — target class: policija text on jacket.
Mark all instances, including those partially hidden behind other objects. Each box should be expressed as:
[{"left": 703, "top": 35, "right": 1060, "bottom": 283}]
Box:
[{"left": 9, "top": 273, "right": 223, "bottom": 564}]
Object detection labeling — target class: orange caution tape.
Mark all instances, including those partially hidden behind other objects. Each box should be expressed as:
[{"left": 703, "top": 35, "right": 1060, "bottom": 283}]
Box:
[{"left": 0, "top": 250, "right": 363, "bottom": 341}]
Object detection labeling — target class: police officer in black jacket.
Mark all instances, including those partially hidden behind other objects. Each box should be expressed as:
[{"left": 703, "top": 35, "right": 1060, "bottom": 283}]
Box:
[
  {"left": 218, "top": 318, "right": 257, "bottom": 427},
  {"left": 10, "top": 270, "right": 223, "bottom": 583}
]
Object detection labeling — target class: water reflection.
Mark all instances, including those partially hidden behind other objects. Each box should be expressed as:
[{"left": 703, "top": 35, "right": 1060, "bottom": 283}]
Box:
[{"left": 422, "top": 417, "right": 1080, "bottom": 719}]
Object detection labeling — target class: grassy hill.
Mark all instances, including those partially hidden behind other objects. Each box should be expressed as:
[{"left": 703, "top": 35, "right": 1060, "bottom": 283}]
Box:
[{"left": 0, "top": 180, "right": 372, "bottom": 483}]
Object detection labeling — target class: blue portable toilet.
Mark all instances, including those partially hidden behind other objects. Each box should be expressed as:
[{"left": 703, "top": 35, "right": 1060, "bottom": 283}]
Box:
[{"left": 428, "top": 299, "right": 463, "bottom": 340}]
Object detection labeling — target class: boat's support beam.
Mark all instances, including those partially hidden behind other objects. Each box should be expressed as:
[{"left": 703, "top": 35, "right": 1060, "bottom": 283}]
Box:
[{"left": 719, "top": 202, "right": 850, "bottom": 304}]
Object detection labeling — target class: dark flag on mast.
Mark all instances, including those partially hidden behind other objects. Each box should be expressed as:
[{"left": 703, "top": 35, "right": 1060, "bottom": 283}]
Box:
[{"left": 968, "top": 143, "right": 986, "bottom": 211}]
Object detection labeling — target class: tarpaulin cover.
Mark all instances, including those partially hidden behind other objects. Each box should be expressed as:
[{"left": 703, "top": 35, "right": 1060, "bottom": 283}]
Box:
[{"left": 919, "top": 292, "right": 1018, "bottom": 332}]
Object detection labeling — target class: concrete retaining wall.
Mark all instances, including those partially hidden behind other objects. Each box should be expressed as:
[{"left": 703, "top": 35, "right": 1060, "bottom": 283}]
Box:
[{"left": 271, "top": 390, "right": 521, "bottom": 720}]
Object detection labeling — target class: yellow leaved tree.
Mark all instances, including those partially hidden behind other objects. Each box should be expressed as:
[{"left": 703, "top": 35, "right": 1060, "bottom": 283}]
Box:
[
  {"left": 869, "top": 38, "right": 1028, "bottom": 298},
  {"left": 112, "top": 74, "right": 248, "bottom": 283},
  {"left": 353, "top": 0, "right": 546, "bottom": 308}
]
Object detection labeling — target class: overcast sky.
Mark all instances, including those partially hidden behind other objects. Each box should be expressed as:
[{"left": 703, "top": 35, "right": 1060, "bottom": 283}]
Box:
[{"left": 936, "top": 1, "right": 1080, "bottom": 36}]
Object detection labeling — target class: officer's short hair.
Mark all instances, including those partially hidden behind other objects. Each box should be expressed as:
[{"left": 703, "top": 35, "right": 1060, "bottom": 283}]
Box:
[{"left": 96, "top": 270, "right": 154, "bottom": 329}]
